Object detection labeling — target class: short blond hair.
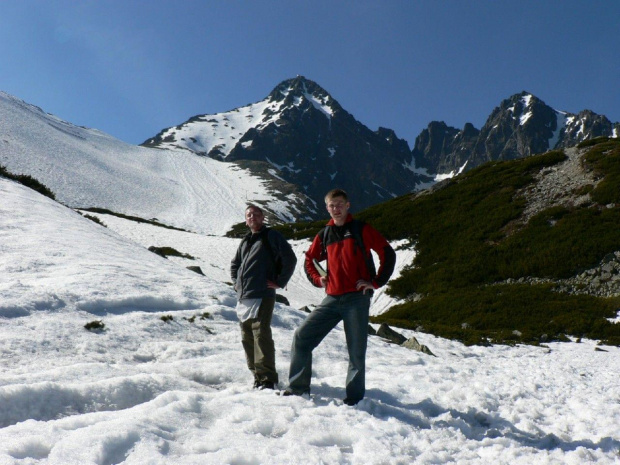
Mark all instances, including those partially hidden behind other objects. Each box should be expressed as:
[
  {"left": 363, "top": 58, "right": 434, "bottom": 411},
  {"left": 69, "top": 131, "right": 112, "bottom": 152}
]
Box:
[{"left": 324, "top": 188, "right": 348, "bottom": 203}]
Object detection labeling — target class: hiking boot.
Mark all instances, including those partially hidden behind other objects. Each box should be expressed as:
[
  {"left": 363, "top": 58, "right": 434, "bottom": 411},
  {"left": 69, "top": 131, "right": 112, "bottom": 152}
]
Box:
[
  {"left": 259, "top": 381, "right": 276, "bottom": 390},
  {"left": 281, "top": 388, "right": 310, "bottom": 397},
  {"left": 343, "top": 397, "right": 361, "bottom": 406}
]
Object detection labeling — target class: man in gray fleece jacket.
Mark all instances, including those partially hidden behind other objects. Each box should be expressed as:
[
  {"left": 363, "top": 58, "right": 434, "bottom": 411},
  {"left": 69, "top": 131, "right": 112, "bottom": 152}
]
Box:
[{"left": 230, "top": 205, "right": 297, "bottom": 389}]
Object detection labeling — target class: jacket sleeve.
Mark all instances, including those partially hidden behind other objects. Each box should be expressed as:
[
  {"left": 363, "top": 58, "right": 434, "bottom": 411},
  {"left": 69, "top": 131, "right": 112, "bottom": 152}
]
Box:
[
  {"left": 230, "top": 241, "right": 243, "bottom": 285},
  {"left": 304, "top": 233, "right": 326, "bottom": 288},
  {"left": 269, "top": 230, "right": 297, "bottom": 288},
  {"left": 363, "top": 224, "right": 396, "bottom": 288}
]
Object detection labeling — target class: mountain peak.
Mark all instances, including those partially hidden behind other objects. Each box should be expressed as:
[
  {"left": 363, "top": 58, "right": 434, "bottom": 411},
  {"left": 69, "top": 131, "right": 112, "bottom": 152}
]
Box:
[
  {"left": 269, "top": 75, "right": 324, "bottom": 97},
  {"left": 267, "top": 76, "right": 343, "bottom": 117}
]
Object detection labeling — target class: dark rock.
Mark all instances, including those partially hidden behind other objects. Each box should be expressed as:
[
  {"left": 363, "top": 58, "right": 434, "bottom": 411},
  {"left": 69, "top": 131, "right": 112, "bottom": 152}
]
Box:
[
  {"left": 141, "top": 76, "right": 431, "bottom": 217},
  {"left": 412, "top": 92, "right": 620, "bottom": 176},
  {"left": 186, "top": 266, "right": 205, "bottom": 276},
  {"left": 148, "top": 246, "right": 167, "bottom": 258},
  {"left": 275, "top": 294, "right": 290, "bottom": 305},
  {"left": 377, "top": 323, "right": 407, "bottom": 345},
  {"left": 402, "top": 336, "right": 436, "bottom": 356}
]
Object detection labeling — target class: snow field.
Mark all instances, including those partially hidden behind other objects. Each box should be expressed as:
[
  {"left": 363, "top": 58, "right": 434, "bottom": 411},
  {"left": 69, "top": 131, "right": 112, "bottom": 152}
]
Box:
[{"left": 1, "top": 178, "right": 620, "bottom": 463}]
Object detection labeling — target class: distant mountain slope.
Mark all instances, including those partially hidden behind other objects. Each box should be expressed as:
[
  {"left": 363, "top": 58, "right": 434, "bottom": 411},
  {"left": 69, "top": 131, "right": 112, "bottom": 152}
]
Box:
[
  {"left": 3, "top": 80, "right": 619, "bottom": 233},
  {"left": 0, "top": 91, "right": 313, "bottom": 235},
  {"left": 413, "top": 92, "right": 620, "bottom": 174},
  {"left": 143, "top": 76, "right": 434, "bottom": 212}
]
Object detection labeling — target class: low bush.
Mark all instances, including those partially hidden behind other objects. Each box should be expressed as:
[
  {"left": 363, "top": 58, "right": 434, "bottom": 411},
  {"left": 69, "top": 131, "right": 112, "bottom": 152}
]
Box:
[
  {"left": 373, "top": 285, "right": 620, "bottom": 346},
  {"left": 84, "top": 320, "right": 105, "bottom": 331},
  {"left": 366, "top": 141, "right": 620, "bottom": 346},
  {"left": 0, "top": 164, "right": 56, "bottom": 200},
  {"left": 148, "top": 246, "right": 195, "bottom": 260}
]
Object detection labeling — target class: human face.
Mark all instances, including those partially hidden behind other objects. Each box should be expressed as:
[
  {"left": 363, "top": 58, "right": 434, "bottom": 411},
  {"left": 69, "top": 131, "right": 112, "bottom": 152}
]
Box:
[
  {"left": 326, "top": 196, "right": 350, "bottom": 226},
  {"left": 245, "top": 207, "right": 264, "bottom": 232}
]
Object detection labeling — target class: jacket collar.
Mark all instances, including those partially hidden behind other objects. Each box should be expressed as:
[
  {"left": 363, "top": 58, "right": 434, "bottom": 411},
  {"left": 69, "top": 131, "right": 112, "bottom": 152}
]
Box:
[{"left": 327, "top": 213, "right": 354, "bottom": 227}]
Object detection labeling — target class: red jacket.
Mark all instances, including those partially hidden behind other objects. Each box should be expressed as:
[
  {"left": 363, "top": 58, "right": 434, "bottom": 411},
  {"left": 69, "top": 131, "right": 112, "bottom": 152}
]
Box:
[{"left": 304, "top": 214, "right": 396, "bottom": 295}]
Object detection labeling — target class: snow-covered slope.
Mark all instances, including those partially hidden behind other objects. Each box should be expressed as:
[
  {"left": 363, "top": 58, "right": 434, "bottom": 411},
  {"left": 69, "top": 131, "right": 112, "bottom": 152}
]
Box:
[
  {"left": 142, "top": 96, "right": 284, "bottom": 158},
  {"left": 0, "top": 176, "right": 223, "bottom": 317},
  {"left": 0, "top": 91, "right": 308, "bottom": 235},
  {"left": 2, "top": 175, "right": 620, "bottom": 464}
]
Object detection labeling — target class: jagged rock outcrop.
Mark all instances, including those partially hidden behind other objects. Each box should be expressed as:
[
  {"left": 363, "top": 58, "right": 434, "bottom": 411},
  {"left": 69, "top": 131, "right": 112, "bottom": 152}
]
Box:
[
  {"left": 375, "top": 323, "right": 436, "bottom": 355},
  {"left": 412, "top": 92, "right": 620, "bottom": 175},
  {"left": 142, "top": 81, "right": 620, "bottom": 219}
]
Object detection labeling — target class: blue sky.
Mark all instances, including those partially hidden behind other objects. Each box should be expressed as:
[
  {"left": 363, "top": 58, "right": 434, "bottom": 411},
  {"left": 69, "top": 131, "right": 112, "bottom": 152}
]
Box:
[{"left": 2, "top": 0, "right": 619, "bottom": 145}]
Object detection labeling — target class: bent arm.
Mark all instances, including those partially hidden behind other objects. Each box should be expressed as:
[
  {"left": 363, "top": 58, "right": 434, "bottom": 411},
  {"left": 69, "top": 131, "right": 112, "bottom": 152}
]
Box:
[
  {"left": 363, "top": 225, "right": 396, "bottom": 288},
  {"left": 304, "top": 234, "right": 326, "bottom": 288},
  {"left": 271, "top": 232, "right": 297, "bottom": 288}
]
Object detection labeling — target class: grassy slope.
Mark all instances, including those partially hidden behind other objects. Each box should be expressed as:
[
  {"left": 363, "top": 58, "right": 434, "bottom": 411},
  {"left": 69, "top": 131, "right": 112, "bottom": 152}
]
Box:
[{"left": 280, "top": 138, "right": 620, "bottom": 346}]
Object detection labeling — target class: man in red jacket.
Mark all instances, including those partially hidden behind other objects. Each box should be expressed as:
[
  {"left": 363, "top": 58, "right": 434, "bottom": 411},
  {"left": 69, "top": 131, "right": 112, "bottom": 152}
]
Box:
[{"left": 283, "top": 188, "right": 396, "bottom": 405}]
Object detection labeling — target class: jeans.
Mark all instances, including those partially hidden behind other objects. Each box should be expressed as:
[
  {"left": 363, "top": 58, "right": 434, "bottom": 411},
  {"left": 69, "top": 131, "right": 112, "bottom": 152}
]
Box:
[
  {"left": 240, "top": 297, "right": 278, "bottom": 384},
  {"left": 288, "top": 292, "right": 370, "bottom": 401}
]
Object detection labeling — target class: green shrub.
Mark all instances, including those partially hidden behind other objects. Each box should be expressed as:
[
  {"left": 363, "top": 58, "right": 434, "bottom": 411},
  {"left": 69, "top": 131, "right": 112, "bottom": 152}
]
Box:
[
  {"left": 80, "top": 208, "right": 188, "bottom": 231},
  {"left": 362, "top": 141, "right": 620, "bottom": 346},
  {"left": 83, "top": 214, "right": 106, "bottom": 227},
  {"left": 84, "top": 320, "right": 105, "bottom": 331},
  {"left": 373, "top": 285, "right": 620, "bottom": 345},
  {"left": 583, "top": 140, "right": 620, "bottom": 205},
  {"left": 148, "top": 246, "right": 195, "bottom": 260},
  {"left": 0, "top": 165, "right": 56, "bottom": 200}
]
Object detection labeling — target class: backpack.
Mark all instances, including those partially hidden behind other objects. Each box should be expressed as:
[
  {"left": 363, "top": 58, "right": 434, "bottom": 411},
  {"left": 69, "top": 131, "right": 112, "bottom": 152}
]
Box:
[{"left": 319, "top": 219, "right": 376, "bottom": 278}]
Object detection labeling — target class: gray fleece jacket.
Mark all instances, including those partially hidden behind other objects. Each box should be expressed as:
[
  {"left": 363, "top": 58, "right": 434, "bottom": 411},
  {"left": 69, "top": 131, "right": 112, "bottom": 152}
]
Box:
[{"left": 230, "top": 226, "right": 297, "bottom": 300}]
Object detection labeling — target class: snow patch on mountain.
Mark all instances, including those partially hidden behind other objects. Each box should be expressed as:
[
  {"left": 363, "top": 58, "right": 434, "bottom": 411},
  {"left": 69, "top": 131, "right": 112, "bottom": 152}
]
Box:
[
  {"left": 519, "top": 94, "right": 534, "bottom": 125},
  {"left": 566, "top": 115, "right": 584, "bottom": 138},
  {"left": 149, "top": 97, "right": 284, "bottom": 158},
  {"left": 549, "top": 111, "right": 568, "bottom": 148},
  {"left": 435, "top": 161, "right": 468, "bottom": 182},
  {"left": 145, "top": 78, "right": 336, "bottom": 160}
]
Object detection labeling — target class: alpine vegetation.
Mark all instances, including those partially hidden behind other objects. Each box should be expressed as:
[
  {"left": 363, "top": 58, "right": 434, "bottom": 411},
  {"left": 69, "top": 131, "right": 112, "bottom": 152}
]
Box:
[{"left": 368, "top": 139, "right": 620, "bottom": 346}]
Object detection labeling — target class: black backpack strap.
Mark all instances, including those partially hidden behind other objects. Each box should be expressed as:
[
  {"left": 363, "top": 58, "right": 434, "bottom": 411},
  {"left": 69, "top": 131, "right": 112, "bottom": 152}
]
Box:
[
  {"left": 349, "top": 220, "right": 376, "bottom": 279},
  {"left": 319, "top": 226, "right": 329, "bottom": 259}
]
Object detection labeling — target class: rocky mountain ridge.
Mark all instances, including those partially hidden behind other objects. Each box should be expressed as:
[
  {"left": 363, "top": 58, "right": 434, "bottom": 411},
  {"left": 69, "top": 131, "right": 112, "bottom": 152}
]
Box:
[
  {"left": 3, "top": 78, "right": 619, "bottom": 225},
  {"left": 143, "top": 76, "right": 433, "bottom": 213},
  {"left": 143, "top": 78, "right": 619, "bottom": 218},
  {"left": 413, "top": 92, "right": 620, "bottom": 174}
]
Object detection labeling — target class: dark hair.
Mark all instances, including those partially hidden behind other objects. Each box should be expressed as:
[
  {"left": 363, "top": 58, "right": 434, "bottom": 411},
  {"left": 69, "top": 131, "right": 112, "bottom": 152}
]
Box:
[
  {"left": 324, "top": 188, "right": 348, "bottom": 203},
  {"left": 245, "top": 204, "right": 264, "bottom": 214}
]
